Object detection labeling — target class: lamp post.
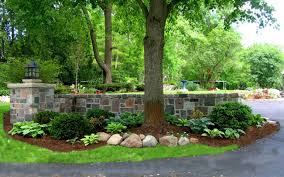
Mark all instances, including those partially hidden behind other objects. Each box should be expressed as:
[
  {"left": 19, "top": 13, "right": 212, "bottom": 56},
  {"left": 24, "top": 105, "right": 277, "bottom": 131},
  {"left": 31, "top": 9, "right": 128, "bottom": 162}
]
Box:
[{"left": 23, "top": 60, "right": 41, "bottom": 83}]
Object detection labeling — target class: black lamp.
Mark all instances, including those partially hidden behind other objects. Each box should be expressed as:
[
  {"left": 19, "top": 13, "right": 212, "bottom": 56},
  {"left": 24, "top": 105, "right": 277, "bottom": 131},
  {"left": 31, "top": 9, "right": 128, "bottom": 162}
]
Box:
[{"left": 24, "top": 60, "right": 39, "bottom": 79}]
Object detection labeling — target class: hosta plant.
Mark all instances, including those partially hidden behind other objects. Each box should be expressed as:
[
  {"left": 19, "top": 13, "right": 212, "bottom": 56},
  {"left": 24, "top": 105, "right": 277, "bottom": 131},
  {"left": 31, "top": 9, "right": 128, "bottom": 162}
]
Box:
[
  {"left": 176, "top": 118, "right": 189, "bottom": 127},
  {"left": 106, "top": 122, "right": 127, "bottom": 134},
  {"left": 202, "top": 128, "right": 224, "bottom": 138},
  {"left": 81, "top": 134, "right": 100, "bottom": 146},
  {"left": 8, "top": 121, "right": 50, "bottom": 138},
  {"left": 188, "top": 118, "right": 215, "bottom": 134},
  {"left": 223, "top": 128, "right": 246, "bottom": 139}
]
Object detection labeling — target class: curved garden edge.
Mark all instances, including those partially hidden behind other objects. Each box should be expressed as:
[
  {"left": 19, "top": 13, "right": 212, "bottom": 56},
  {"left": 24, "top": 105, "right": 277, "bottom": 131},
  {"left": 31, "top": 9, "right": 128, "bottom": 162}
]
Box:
[{"left": 3, "top": 112, "right": 280, "bottom": 152}]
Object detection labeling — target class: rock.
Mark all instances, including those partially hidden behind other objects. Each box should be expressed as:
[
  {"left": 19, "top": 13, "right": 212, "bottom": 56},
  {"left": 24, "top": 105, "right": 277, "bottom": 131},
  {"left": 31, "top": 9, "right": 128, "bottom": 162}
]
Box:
[
  {"left": 120, "top": 134, "right": 142, "bottom": 148},
  {"left": 139, "top": 134, "right": 145, "bottom": 140},
  {"left": 122, "top": 133, "right": 130, "bottom": 140},
  {"left": 142, "top": 135, "right": 158, "bottom": 147},
  {"left": 97, "top": 132, "right": 111, "bottom": 142},
  {"left": 107, "top": 134, "right": 123, "bottom": 145},
  {"left": 159, "top": 135, "right": 178, "bottom": 147},
  {"left": 189, "top": 137, "right": 199, "bottom": 144},
  {"left": 178, "top": 137, "right": 190, "bottom": 146}
]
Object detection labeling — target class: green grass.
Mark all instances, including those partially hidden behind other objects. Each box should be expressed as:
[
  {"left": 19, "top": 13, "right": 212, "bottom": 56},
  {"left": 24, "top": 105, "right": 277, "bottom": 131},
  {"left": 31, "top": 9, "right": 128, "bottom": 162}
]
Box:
[{"left": 0, "top": 103, "right": 238, "bottom": 164}]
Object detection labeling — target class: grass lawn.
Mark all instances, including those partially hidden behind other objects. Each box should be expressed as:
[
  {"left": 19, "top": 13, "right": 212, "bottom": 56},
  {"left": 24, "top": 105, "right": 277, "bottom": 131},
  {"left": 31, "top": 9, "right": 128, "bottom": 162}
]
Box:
[{"left": 0, "top": 103, "right": 238, "bottom": 164}]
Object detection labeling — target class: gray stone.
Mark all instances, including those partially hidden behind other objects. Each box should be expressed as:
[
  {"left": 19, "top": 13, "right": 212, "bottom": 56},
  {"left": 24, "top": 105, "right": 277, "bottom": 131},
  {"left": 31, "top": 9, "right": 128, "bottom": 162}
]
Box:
[
  {"left": 107, "top": 134, "right": 123, "bottom": 145},
  {"left": 142, "top": 135, "right": 158, "bottom": 147},
  {"left": 159, "top": 135, "right": 178, "bottom": 147},
  {"left": 97, "top": 132, "right": 111, "bottom": 142},
  {"left": 178, "top": 137, "right": 190, "bottom": 146},
  {"left": 122, "top": 133, "right": 130, "bottom": 140},
  {"left": 120, "top": 134, "right": 142, "bottom": 148}
]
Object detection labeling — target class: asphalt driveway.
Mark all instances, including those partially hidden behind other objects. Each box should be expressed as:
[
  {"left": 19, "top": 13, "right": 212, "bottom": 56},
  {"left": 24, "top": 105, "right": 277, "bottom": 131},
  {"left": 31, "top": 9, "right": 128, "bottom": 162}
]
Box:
[{"left": 0, "top": 100, "right": 283, "bottom": 177}]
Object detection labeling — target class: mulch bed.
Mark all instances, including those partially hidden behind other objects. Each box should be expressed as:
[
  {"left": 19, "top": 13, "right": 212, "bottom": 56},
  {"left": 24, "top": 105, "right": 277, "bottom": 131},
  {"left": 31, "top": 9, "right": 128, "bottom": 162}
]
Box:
[{"left": 3, "top": 112, "right": 280, "bottom": 152}]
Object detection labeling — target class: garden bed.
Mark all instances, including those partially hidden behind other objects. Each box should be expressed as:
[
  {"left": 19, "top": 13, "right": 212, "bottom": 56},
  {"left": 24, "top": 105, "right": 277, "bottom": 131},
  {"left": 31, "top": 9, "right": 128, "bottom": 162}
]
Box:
[{"left": 3, "top": 112, "right": 280, "bottom": 152}]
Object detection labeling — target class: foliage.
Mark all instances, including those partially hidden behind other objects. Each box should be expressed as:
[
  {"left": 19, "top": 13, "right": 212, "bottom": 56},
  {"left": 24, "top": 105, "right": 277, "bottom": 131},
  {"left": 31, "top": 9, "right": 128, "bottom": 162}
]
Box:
[
  {"left": 202, "top": 128, "right": 225, "bottom": 138},
  {"left": 8, "top": 121, "right": 50, "bottom": 138},
  {"left": 81, "top": 133, "right": 100, "bottom": 146},
  {"left": 186, "top": 82, "right": 200, "bottom": 91},
  {"left": 176, "top": 118, "right": 189, "bottom": 127},
  {"left": 165, "top": 114, "right": 179, "bottom": 125},
  {"left": 0, "top": 88, "right": 9, "bottom": 96},
  {"left": 190, "top": 109, "right": 204, "bottom": 119},
  {"left": 86, "top": 108, "right": 115, "bottom": 119},
  {"left": 49, "top": 113, "right": 91, "bottom": 140},
  {"left": 105, "top": 122, "right": 127, "bottom": 134},
  {"left": 241, "top": 44, "right": 284, "bottom": 89},
  {"left": 209, "top": 102, "right": 254, "bottom": 130},
  {"left": 54, "top": 83, "right": 72, "bottom": 94},
  {"left": 95, "top": 83, "right": 136, "bottom": 92},
  {"left": 33, "top": 111, "right": 60, "bottom": 124},
  {"left": 106, "top": 112, "right": 144, "bottom": 128},
  {"left": 187, "top": 118, "right": 215, "bottom": 134},
  {"left": 223, "top": 128, "right": 246, "bottom": 139},
  {"left": 249, "top": 114, "right": 267, "bottom": 128},
  {"left": 66, "top": 137, "right": 80, "bottom": 145}
]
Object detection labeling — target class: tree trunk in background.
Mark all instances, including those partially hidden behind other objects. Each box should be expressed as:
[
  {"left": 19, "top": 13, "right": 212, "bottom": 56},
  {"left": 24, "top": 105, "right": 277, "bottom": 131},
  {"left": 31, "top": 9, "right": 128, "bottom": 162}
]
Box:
[
  {"left": 103, "top": 0, "right": 112, "bottom": 84},
  {"left": 143, "top": 0, "right": 168, "bottom": 125},
  {"left": 81, "top": 5, "right": 112, "bottom": 84}
]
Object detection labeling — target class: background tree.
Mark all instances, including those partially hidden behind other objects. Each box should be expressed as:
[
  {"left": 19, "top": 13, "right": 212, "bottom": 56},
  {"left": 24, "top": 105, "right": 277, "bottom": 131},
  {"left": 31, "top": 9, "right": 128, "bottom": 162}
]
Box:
[{"left": 241, "top": 44, "right": 284, "bottom": 88}]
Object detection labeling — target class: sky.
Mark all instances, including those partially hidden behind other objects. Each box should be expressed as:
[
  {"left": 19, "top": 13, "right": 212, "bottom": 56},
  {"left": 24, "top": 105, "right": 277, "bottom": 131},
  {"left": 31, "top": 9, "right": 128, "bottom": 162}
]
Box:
[{"left": 235, "top": 0, "right": 284, "bottom": 50}]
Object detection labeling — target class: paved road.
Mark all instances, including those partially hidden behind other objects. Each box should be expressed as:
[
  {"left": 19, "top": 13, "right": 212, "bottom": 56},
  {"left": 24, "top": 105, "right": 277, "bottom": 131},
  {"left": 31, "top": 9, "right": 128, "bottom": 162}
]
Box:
[{"left": 0, "top": 100, "right": 283, "bottom": 177}]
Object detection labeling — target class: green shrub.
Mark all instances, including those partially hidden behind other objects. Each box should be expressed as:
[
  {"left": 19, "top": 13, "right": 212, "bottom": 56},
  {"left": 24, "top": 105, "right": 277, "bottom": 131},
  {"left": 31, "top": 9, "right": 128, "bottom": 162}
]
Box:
[
  {"left": 176, "top": 118, "right": 189, "bottom": 127},
  {"left": 95, "top": 83, "right": 135, "bottom": 92},
  {"left": 49, "top": 113, "right": 91, "bottom": 140},
  {"left": 190, "top": 109, "right": 204, "bottom": 119},
  {"left": 186, "top": 82, "right": 200, "bottom": 91},
  {"left": 81, "top": 133, "right": 100, "bottom": 146},
  {"left": 0, "top": 88, "right": 9, "bottom": 96},
  {"left": 135, "top": 83, "right": 144, "bottom": 91},
  {"left": 33, "top": 111, "right": 60, "bottom": 124},
  {"left": 187, "top": 117, "right": 215, "bottom": 134},
  {"left": 106, "top": 112, "right": 144, "bottom": 128},
  {"left": 55, "top": 83, "right": 71, "bottom": 94},
  {"left": 165, "top": 114, "right": 179, "bottom": 125},
  {"left": 86, "top": 108, "right": 115, "bottom": 131},
  {"left": 8, "top": 121, "right": 50, "bottom": 138},
  {"left": 209, "top": 102, "right": 254, "bottom": 130},
  {"left": 106, "top": 122, "right": 127, "bottom": 134}
]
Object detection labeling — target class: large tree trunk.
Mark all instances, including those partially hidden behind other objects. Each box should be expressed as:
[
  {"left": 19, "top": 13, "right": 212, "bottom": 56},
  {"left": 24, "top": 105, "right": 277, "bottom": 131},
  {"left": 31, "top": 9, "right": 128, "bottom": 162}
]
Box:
[
  {"left": 103, "top": 0, "right": 112, "bottom": 84},
  {"left": 143, "top": 0, "right": 168, "bottom": 125}
]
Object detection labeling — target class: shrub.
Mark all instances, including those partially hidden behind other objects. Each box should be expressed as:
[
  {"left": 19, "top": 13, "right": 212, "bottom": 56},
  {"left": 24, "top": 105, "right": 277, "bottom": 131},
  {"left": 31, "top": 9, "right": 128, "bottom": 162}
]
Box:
[
  {"left": 33, "top": 111, "right": 60, "bottom": 124},
  {"left": 186, "top": 82, "right": 200, "bottom": 91},
  {"left": 8, "top": 121, "right": 50, "bottom": 138},
  {"left": 165, "top": 114, "right": 179, "bottom": 125},
  {"left": 188, "top": 117, "right": 215, "bottom": 134},
  {"left": 105, "top": 122, "right": 127, "bottom": 134},
  {"left": 94, "top": 83, "right": 135, "bottom": 92},
  {"left": 209, "top": 102, "right": 254, "bottom": 130},
  {"left": 55, "top": 83, "right": 71, "bottom": 94},
  {"left": 86, "top": 108, "right": 115, "bottom": 130},
  {"left": 106, "top": 112, "right": 144, "bottom": 128},
  {"left": 176, "top": 118, "right": 189, "bottom": 127},
  {"left": 81, "top": 133, "right": 100, "bottom": 146},
  {"left": 0, "top": 88, "right": 9, "bottom": 96},
  {"left": 190, "top": 109, "right": 204, "bottom": 119},
  {"left": 49, "top": 113, "right": 91, "bottom": 140}
]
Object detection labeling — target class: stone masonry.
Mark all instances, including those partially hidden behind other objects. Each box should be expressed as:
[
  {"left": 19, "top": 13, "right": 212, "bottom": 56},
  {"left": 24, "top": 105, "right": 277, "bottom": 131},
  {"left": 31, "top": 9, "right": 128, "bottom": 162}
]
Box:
[
  {"left": 54, "top": 93, "right": 243, "bottom": 118},
  {"left": 8, "top": 80, "right": 55, "bottom": 123}
]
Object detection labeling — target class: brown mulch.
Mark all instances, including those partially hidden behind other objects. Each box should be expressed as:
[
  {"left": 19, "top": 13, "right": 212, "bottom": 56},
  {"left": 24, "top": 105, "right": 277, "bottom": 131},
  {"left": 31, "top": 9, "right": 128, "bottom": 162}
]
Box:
[{"left": 3, "top": 112, "right": 280, "bottom": 152}]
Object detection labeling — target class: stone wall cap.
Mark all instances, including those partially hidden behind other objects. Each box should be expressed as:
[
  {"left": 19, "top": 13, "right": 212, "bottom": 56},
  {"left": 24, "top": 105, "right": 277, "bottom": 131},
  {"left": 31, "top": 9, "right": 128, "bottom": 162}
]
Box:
[{"left": 7, "top": 83, "right": 55, "bottom": 88}]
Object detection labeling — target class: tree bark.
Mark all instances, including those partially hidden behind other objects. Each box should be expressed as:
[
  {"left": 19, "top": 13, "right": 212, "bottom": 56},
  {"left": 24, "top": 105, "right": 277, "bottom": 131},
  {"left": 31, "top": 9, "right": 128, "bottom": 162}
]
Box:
[
  {"left": 143, "top": 0, "right": 168, "bottom": 125},
  {"left": 81, "top": 5, "right": 112, "bottom": 84},
  {"left": 103, "top": 0, "right": 112, "bottom": 84}
]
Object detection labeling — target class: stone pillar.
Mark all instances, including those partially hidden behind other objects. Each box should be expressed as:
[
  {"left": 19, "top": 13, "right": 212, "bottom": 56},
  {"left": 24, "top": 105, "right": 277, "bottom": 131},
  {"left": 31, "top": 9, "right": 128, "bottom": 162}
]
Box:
[{"left": 7, "top": 79, "right": 55, "bottom": 123}]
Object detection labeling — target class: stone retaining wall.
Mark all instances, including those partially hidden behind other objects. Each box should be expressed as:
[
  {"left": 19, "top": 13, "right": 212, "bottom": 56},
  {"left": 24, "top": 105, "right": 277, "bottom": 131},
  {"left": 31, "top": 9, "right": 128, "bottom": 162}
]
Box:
[{"left": 54, "top": 93, "right": 243, "bottom": 118}]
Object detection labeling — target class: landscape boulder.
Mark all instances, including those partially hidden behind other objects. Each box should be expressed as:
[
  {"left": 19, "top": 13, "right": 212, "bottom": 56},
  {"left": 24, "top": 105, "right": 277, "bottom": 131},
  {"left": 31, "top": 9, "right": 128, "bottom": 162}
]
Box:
[
  {"left": 189, "top": 137, "right": 199, "bottom": 144},
  {"left": 142, "top": 135, "right": 158, "bottom": 147},
  {"left": 178, "top": 137, "right": 190, "bottom": 146},
  {"left": 97, "top": 132, "right": 111, "bottom": 142},
  {"left": 107, "top": 134, "right": 123, "bottom": 145},
  {"left": 120, "top": 134, "right": 142, "bottom": 148},
  {"left": 159, "top": 135, "right": 178, "bottom": 147}
]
